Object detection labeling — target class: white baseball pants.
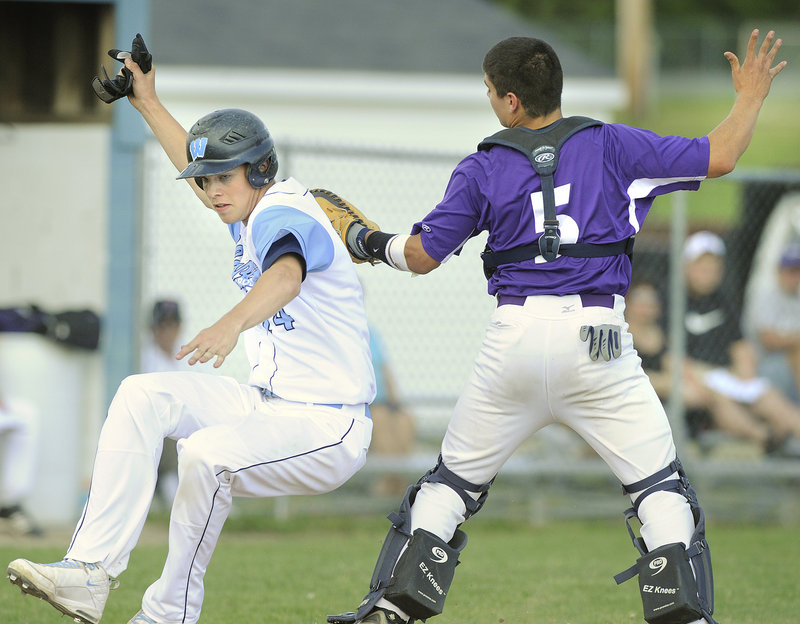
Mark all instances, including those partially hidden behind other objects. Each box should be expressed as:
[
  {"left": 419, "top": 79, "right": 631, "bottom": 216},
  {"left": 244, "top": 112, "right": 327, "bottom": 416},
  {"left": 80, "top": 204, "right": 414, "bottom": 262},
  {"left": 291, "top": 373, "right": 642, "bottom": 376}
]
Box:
[
  {"left": 410, "top": 294, "right": 696, "bottom": 566},
  {"left": 66, "top": 371, "right": 371, "bottom": 624}
]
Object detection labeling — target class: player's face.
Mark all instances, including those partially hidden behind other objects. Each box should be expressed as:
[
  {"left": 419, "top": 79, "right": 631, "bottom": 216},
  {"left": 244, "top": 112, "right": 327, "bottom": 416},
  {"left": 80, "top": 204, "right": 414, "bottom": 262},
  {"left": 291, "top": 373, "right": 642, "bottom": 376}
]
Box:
[
  {"left": 201, "top": 165, "right": 260, "bottom": 224},
  {"left": 484, "top": 75, "right": 511, "bottom": 126},
  {"left": 685, "top": 253, "right": 724, "bottom": 296},
  {"left": 153, "top": 321, "right": 180, "bottom": 352},
  {"left": 626, "top": 284, "right": 661, "bottom": 324}
]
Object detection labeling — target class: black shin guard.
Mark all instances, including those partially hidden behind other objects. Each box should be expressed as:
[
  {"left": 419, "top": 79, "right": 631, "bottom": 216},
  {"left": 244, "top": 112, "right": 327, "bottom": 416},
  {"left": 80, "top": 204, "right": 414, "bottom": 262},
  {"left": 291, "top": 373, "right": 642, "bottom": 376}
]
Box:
[
  {"left": 615, "top": 459, "right": 718, "bottom": 624},
  {"left": 384, "top": 528, "right": 467, "bottom": 619},
  {"left": 634, "top": 542, "right": 703, "bottom": 624},
  {"left": 327, "top": 458, "right": 492, "bottom": 624}
]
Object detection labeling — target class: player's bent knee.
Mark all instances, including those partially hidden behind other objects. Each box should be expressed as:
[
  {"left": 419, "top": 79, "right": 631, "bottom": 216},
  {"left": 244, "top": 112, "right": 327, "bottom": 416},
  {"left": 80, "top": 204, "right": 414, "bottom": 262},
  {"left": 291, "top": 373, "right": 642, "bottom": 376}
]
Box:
[
  {"left": 176, "top": 435, "right": 219, "bottom": 478},
  {"left": 116, "top": 372, "right": 158, "bottom": 393},
  {"left": 102, "top": 375, "right": 173, "bottom": 442},
  {"left": 111, "top": 374, "right": 166, "bottom": 415},
  {"left": 637, "top": 490, "right": 695, "bottom": 546},
  {"left": 425, "top": 455, "right": 494, "bottom": 520},
  {"left": 111, "top": 374, "right": 143, "bottom": 403}
]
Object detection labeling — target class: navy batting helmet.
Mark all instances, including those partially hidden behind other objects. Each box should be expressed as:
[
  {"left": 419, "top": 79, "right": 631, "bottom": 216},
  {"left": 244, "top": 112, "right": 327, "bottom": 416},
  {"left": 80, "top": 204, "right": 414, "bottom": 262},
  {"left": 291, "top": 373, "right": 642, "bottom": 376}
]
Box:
[{"left": 177, "top": 108, "right": 278, "bottom": 189}]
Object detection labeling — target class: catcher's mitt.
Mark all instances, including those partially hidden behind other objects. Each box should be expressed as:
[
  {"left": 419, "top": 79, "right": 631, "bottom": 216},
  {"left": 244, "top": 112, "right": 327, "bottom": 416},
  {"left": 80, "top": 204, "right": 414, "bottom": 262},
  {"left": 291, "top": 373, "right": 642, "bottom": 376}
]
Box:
[{"left": 312, "top": 188, "right": 380, "bottom": 264}]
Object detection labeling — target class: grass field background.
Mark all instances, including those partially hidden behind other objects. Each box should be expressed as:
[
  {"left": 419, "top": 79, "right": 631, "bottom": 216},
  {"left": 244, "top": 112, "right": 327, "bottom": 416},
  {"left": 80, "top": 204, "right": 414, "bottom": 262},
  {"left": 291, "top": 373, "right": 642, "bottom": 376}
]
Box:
[{"left": 1, "top": 513, "right": 798, "bottom": 624}]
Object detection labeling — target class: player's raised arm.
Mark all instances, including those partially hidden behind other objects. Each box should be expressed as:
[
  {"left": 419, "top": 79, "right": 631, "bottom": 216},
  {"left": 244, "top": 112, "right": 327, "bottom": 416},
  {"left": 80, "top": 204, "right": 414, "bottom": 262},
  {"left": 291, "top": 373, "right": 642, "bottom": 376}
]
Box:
[
  {"left": 124, "top": 58, "right": 212, "bottom": 208},
  {"left": 707, "top": 29, "right": 787, "bottom": 178}
]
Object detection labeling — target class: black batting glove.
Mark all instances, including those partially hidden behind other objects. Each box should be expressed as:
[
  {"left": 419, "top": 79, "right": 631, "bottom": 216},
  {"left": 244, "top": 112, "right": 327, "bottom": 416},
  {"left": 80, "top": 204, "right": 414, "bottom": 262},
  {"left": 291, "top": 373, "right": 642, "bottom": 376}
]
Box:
[{"left": 91, "top": 33, "right": 152, "bottom": 104}]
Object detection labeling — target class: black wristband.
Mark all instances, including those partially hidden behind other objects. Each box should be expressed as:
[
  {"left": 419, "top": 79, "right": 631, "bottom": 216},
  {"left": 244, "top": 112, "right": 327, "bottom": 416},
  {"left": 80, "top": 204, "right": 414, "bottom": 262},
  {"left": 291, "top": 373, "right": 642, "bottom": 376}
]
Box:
[{"left": 365, "top": 231, "right": 397, "bottom": 265}]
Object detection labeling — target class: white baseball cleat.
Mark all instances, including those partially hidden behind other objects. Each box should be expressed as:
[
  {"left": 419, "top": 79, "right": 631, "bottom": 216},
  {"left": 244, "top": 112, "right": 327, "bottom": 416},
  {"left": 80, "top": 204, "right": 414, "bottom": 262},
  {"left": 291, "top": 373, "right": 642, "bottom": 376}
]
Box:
[
  {"left": 358, "top": 608, "right": 406, "bottom": 623},
  {"left": 128, "top": 609, "right": 160, "bottom": 623},
  {"left": 6, "top": 558, "right": 114, "bottom": 624}
]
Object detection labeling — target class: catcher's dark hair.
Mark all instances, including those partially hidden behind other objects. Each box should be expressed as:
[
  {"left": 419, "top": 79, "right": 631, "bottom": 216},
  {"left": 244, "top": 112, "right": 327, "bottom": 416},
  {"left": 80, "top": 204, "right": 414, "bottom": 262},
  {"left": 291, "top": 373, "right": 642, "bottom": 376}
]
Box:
[{"left": 482, "top": 37, "right": 562, "bottom": 119}]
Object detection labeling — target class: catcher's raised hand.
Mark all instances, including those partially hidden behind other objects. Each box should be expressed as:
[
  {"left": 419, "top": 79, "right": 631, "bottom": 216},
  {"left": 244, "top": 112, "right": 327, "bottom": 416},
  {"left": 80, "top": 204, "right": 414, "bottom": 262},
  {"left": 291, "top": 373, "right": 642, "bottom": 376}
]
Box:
[
  {"left": 724, "top": 29, "right": 787, "bottom": 102},
  {"left": 123, "top": 54, "right": 158, "bottom": 112},
  {"left": 311, "top": 189, "right": 380, "bottom": 264}
]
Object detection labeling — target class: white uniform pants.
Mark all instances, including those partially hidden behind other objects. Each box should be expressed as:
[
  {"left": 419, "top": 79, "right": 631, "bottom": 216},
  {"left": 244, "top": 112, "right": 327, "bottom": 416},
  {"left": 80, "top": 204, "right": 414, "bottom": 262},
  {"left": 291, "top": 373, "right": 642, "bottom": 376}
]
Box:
[
  {"left": 410, "top": 294, "right": 695, "bottom": 562},
  {"left": 66, "top": 371, "right": 372, "bottom": 624},
  {"left": 0, "top": 397, "right": 39, "bottom": 506}
]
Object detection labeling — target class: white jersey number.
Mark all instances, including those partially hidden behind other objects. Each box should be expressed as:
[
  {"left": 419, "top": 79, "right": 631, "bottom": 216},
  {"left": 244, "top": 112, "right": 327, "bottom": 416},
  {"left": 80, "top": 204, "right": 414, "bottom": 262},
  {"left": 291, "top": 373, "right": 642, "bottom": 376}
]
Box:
[{"left": 530, "top": 183, "right": 578, "bottom": 264}]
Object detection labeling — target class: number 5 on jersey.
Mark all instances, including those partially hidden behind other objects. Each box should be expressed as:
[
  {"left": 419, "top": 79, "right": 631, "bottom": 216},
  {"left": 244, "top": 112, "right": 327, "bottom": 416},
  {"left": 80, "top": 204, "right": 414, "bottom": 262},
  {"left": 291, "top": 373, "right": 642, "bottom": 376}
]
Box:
[{"left": 530, "top": 183, "right": 577, "bottom": 263}]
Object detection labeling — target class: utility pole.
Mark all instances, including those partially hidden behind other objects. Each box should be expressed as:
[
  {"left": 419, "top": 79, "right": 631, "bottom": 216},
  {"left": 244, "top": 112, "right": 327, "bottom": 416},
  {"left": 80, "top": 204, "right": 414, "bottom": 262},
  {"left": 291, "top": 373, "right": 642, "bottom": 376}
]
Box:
[
  {"left": 616, "top": 0, "right": 655, "bottom": 119},
  {"left": 105, "top": 0, "right": 150, "bottom": 406}
]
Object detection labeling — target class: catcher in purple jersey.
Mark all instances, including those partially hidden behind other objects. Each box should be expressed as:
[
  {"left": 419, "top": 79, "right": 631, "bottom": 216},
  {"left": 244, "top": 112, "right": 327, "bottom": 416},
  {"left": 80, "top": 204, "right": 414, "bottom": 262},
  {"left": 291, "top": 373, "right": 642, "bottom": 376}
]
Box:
[{"left": 327, "top": 31, "right": 786, "bottom": 624}]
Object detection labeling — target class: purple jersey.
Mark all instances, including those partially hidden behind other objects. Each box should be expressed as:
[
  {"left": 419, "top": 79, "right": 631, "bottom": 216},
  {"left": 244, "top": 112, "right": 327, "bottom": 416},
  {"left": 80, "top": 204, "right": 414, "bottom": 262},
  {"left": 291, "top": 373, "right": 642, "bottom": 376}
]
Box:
[{"left": 411, "top": 120, "right": 710, "bottom": 297}]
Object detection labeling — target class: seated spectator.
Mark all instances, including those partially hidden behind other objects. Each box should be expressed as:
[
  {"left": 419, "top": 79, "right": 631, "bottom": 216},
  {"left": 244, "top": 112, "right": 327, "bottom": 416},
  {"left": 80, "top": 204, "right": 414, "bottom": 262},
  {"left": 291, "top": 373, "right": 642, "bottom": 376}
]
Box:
[
  {"left": 626, "top": 280, "right": 670, "bottom": 398},
  {"left": 140, "top": 300, "right": 187, "bottom": 375},
  {"left": 681, "top": 231, "right": 800, "bottom": 456},
  {"left": 626, "top": 279, "right": 761, "bottom": 449},
  {"left": 750, "top": 241, "right": 800, "bottom": 404}
]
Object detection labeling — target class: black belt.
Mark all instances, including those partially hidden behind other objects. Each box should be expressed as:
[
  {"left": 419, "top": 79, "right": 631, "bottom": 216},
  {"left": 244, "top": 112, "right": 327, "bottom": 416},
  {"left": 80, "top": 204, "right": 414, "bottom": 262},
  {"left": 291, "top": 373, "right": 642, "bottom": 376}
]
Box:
[{"left": 497, "top": 293, "right": 615, "bottom": 309}]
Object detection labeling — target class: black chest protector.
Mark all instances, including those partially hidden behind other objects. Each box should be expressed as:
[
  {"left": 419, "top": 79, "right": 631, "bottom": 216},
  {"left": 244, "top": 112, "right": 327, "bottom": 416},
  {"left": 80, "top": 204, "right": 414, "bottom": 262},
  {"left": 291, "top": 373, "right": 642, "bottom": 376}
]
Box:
[{"left": 477, "top": 116, "right": 634, "bottom": 279}]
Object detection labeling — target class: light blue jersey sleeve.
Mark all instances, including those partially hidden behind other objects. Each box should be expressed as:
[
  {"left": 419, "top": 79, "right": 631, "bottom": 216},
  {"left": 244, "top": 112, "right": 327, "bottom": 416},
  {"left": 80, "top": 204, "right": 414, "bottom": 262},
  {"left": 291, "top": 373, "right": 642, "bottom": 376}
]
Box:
[{"left": 250, "top": 206, "right": 334, "bottom": 273}]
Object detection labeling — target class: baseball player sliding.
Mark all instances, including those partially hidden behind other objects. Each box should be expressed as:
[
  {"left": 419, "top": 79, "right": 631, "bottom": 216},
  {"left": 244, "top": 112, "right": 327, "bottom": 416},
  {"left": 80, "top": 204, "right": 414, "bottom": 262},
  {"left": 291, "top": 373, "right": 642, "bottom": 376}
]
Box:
[
  {"left": 6, "top": 36, "right": 376, "bottom": 624},
  {"left": 324, "top": 30, "right": 786, "bottom": 624}
]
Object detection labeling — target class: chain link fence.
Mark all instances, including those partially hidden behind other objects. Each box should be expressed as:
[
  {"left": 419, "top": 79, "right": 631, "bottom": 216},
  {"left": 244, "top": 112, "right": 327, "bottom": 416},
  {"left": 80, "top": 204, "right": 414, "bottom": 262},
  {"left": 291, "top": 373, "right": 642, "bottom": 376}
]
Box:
[{"left": 141, "top": 139, "right": 800, "bottom": 522}]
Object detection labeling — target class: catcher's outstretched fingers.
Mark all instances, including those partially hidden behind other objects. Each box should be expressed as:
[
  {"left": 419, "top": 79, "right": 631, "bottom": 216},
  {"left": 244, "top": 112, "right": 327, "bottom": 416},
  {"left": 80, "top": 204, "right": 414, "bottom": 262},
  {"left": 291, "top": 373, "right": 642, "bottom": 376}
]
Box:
[
  {"left": 311, "top": 188, "right": 380, "bottom": 264},
  {"left": 723, "top": 28, "right": 786, "bottom": 99}
]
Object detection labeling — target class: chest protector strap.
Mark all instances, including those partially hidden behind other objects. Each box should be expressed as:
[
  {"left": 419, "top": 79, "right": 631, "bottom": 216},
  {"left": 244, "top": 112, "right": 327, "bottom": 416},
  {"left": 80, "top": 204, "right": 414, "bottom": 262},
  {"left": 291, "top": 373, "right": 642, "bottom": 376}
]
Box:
[{"left": 477, "top": 116, "right": 634, "bottom": 277}]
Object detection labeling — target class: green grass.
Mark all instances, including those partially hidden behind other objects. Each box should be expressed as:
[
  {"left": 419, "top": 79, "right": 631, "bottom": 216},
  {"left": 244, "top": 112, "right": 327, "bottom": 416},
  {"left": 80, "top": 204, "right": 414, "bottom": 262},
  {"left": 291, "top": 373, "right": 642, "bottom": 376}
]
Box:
[{"left": 1, "top": 514, "right": 797, "bottom": 623}]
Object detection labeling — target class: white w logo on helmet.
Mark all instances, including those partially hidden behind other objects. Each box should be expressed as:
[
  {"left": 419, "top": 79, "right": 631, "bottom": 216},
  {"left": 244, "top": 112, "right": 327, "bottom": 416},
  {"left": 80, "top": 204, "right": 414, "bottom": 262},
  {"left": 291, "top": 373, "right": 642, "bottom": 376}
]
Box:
[{"left": 189, "top": 137, "right": 208, "bottom": 161}]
